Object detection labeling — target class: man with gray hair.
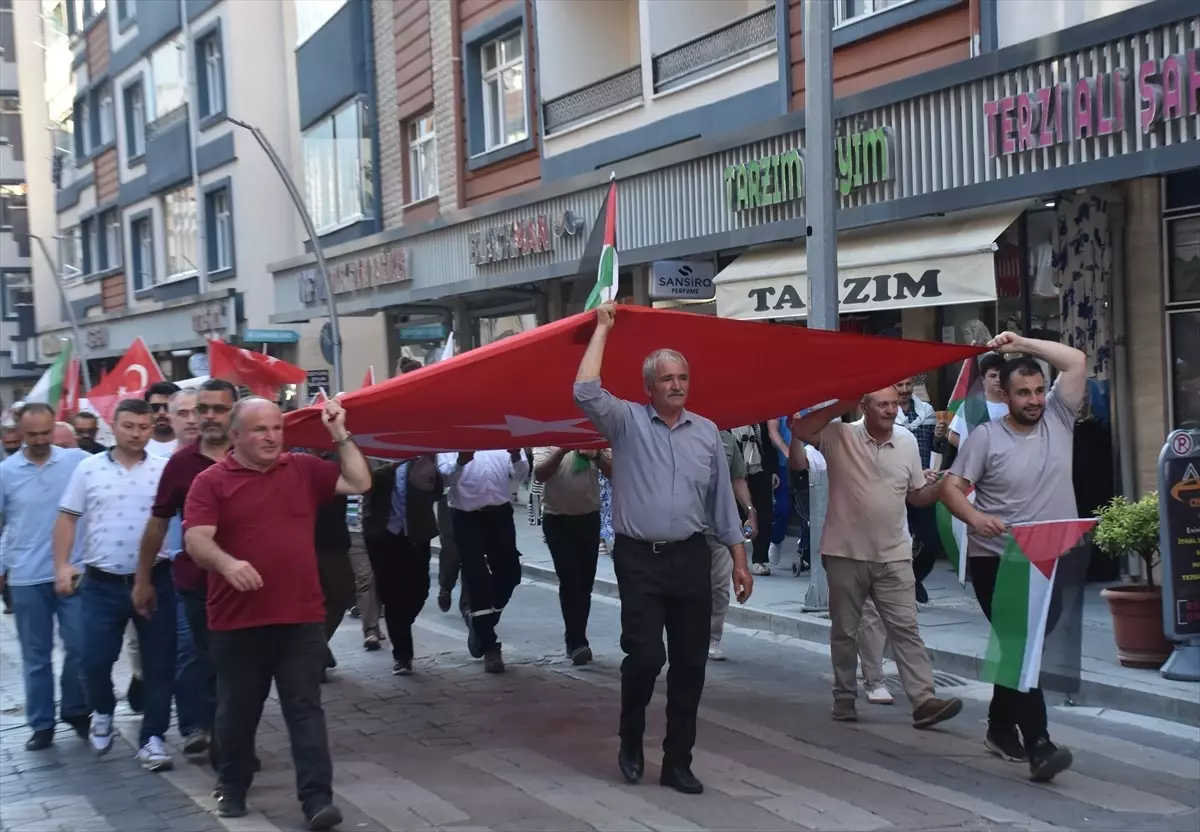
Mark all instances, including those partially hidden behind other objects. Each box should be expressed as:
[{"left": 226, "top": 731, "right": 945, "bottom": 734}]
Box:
[{"left": 574, "top": 302, "right": 752, "bottom": 795}]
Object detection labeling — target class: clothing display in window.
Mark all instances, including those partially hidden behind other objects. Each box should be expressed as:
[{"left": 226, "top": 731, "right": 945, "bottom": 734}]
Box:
[
  {"left": 1030, "top": 241, "right": 1059, "bottom": 298},
  {"left": 1053, "top": 193, "right": 1112, "bottom": 383}
]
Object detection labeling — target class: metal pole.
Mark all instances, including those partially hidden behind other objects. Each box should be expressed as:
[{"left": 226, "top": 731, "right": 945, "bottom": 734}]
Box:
[
  {"left": 29, "top": 234, "right": 94, "bottom": 392},
  {"left": 179, "top": 0, "right": 209, "bottom": 291},
  {"left": 802, "top": 0, "right": 838, "bottom": 612},
  {"left": 226, "top": 117, "right": 344, "bottom": 393}
]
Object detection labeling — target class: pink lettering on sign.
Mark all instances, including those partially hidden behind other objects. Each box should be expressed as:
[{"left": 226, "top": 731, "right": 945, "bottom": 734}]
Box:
[
  {"left": 1096, "top": 74, "right": 1115, "bottom": 136},
  {"left": 1000, "top": 96, "right": 1017, "bottom": 154},
  {"left": 1139, "top": 59, "right": 1164, "bottom": 132},
  {"left": 1034, "top": 87, "right": 1055, "bottom": 147},
  {"left": 1162, "top": 54, "right": 1185, "bottom": 120},
  {"left": 1112, "top": 68, "right": 1129, "bottom": 132},
  {"left": 1016, "top": 93, "right": 1036, "bottom": 151},
  {"left": 1074, "top": 77, "right": 1096, "bottom": 139},
  {"left": 983, "top": 99, "right": 1000, "bottom": 157}
]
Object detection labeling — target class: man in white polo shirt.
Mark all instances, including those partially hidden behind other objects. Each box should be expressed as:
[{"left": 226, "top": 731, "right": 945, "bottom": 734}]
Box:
[{"left": 52, "top": 398, "right": 175, "bottom": 772}]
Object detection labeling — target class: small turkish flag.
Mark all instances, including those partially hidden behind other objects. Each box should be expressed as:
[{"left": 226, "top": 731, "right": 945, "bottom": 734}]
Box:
[
  {"left": 209, "top": 339, "right": 306, "bottom": 398},
  {"left": 86, "top": 337, "right": 166, "bottom": 422},
  {"left": 361, "top": 366, "right": 376, "bottom": 390}
]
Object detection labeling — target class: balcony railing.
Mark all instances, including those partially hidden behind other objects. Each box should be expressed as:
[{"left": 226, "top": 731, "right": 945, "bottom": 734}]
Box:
[
  {"left": 652, "top": 6, "right": 776, "bottom": 92},
  {"left": 542, "top": 65, "right": 643, "bottom": 135}
]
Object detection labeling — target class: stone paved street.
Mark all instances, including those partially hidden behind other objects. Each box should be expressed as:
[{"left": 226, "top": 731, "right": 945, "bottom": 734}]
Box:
[{"left": 1, "top": 574, "right": 1198, "bottom": 832}]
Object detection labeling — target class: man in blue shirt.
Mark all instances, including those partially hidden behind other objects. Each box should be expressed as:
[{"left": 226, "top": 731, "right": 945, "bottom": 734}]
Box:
[{"left": 0, "top": 403, "right": 90, "bottom": 750}]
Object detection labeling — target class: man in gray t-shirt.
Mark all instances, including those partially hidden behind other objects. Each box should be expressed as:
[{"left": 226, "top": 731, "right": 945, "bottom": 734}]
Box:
[{"left": 942, "top": 334, "right": 1087, "bottom": 785}]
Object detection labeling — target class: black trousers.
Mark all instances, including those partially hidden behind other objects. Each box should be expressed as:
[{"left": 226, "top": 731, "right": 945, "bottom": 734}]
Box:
[
  {"left": 612, "top": 533, "right": 710, "bottom": 768},
  {"left": 210, "top": 624, "right": 332, "bottom": 810},
  {"left": 316, "top": 549, "right": 356, "bottom": 645},
  {"left": 747, "top": 470, "right": 774, "bottom": 564},
  {"left": 542, "top": 512, "right": 601, "bottom": 652},
  {"left": 179, "top": 587, "right": 220, "bottom": 770},
  {"left": 908, "top": 504, "right": 940, "bottom": 585},
  {"left": 452, "top": 503, "right": 521, "bottom": 654},
  {"left": 364, "top": 531, "right": 432, "bottom": 663},
  {"left": 970, "top": 556, "right": 1049, "bottom": 746}
]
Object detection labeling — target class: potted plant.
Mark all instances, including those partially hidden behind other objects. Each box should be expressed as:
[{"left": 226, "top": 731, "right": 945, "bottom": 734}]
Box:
[{"left": 1094, "top": 493, "right": 1172, "bottom": 668}]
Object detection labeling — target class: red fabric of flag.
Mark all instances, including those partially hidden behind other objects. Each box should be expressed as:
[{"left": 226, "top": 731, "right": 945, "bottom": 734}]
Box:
[
  {"left": 59, "top": 357, "right": 81, "bottom": 420},
  {"left": 283, "top": 307, "right": 985, "bottom": 458},
  {"left": 1011, "top": 519, "right": 1099, "bottom": 579},
  {"left": 209, "top": 340, "right": 307, "bottom": 398},
  {"left": 86, "top": 337, "right": 165, "bottom": 422}
]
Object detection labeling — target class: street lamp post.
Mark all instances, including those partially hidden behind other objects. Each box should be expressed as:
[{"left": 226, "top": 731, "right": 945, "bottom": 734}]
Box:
[
  {"left": 225, "top": 117, "right": 344, "bottom": 394},
  {"left": 29, "top": 234, "right": 94, "bottom": 392},
  {"left": 802, "top": 0, "right": 838, "bottom": 613}
]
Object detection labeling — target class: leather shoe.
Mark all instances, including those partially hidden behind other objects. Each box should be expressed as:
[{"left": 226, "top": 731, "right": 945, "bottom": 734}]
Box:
[
  {"left": 659, "top": 764, "right": 704, "bottom": 795},
  {"left": 63, "top": 715, "right": 90, "bottom": 740},
  {"left": 617, "top": 743, "right": 644, "bottom": 784},
  {"left": 25, "top": 729, "right": 54, "bottom": 751},
  {"left": 215, "top": 793, "right": 248, "bottom": 818}
]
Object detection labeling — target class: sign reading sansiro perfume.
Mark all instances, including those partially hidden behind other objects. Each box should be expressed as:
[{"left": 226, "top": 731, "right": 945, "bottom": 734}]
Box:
[
  {"left": 723, "top": 126, "right": 895, "bottom": 212},
  {"left": 982, "top": 50, "right": 1200, "bottom": 157}
]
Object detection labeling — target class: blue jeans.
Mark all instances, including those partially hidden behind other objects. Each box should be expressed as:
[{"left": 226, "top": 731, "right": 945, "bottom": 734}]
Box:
[
  {"left": 79, "top": 565, "right": 177, "bottom": 745},
  {"left": 174, "top": 594, "right": 212, "bottom": 736},
  {"left": 10, "top": 582, "right": 87, "bottom": 732}
]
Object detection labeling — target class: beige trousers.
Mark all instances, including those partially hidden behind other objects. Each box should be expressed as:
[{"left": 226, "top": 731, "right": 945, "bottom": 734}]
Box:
[
  {"left": 708, "top": 534, "right": 733, "bottom": 641},
  {"left": 857, "top": 599, "right": 887, "bottom": 688},
  {"left": 826, "top": 556, "right": 935, "bottom": 708},
  {"left": 348, "top": 548, "right": 381, "bottom": 637}
]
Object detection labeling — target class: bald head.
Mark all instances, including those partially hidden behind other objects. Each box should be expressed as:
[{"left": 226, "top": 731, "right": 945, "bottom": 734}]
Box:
[
  {"left": 230, "top": 397, "right": 280, "bottom": 430},
  {"left": 53, "top": 421, "right": 78, "bottom": 448},
  {"left": 230, "top": 397, "right": 284, "bottom": 469}
]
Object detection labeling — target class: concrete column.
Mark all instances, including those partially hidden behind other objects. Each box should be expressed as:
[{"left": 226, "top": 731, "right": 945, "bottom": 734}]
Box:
[{"left": 631, "top": 264, "right": 651, "bottom": 307}]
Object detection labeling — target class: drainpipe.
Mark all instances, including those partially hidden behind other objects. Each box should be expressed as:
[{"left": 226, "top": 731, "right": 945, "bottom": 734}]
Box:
[
  {"left": 450, "top": 0, "right": 466, "bottom": 210},
  {"left": 179, "top": 0, "right": 209, "bottom": 292}
]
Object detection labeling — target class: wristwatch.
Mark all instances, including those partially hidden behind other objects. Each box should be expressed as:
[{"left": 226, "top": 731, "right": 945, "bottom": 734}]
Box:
[{"left": 334, "top": 432, "right": 354, "bottom": 446}]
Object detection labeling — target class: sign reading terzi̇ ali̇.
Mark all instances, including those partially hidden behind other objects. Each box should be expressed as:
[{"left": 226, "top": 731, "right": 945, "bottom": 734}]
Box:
[
  {"left": 981, "top": 50, "right": 1200, "bottom": 157},
  {"left": 468, "top": 214, "right": 553, "bottom": 267},
  {"left": 298, "top": 246, "right": 412, "bottom": 304}
]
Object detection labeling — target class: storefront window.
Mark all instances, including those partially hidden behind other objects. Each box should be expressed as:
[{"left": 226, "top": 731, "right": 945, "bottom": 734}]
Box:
[
  {"left": 1166, "top": 171, "right": 1200, "bottom": 429},
  {"left": 1166, "top": 214, "right": 1200, "bottom": 304},
  {"left": 1169, "top": 310, "right": 1200, "bottom": 430}
]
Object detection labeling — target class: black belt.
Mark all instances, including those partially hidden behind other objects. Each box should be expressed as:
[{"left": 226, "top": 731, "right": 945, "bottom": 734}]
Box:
[
  {"left": 615, "top": 532, "right": 704, "bottom": 554},
  {"left": 85, "top": 560, "right": 170, "bottom": 585}
]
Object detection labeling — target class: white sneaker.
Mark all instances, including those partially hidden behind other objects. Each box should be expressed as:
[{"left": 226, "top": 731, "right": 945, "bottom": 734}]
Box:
[
  {"left": 751, "top": 562, "right": 771, "bottom": 576},
  {"left": 866, "top": 684, "right": 894, "bottom": 705},
  {"left": 136, "top": 736, "right": 174, "bottom": 771},
  {"left": 708, "top": 640, "right": 726, "bottom": 661},
  {"left": 768, "top": 542, "right": 781, "bottom": 565},
  {"left": 90, "top": 713, "right": 114, "bottom": 755}
]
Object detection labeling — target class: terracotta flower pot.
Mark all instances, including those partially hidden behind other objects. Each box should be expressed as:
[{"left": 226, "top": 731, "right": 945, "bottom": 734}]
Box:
[{"left": 1100, "top": 584, "right": 1172, "bottom": 669}]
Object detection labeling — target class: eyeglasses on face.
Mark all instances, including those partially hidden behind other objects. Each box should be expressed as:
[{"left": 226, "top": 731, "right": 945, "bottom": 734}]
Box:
[
  {"left": 195, "top": 403, "right": 232, "bottom": 415},
  {"left": 150, "top": 402, "right": 170, "bottom": 413}
]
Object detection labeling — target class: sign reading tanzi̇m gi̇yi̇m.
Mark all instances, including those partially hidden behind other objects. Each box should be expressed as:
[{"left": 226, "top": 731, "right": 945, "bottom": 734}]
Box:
[{"left": 723, "top": 126, "right": 895, "bottom": 212}]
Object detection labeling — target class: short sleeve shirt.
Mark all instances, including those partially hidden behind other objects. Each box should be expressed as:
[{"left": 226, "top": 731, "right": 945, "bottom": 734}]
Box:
[
  {"left": 817, "top": 421, "right": 925, "bottom": 563},
  {"left": 59, "top": 451, "right": 169, "bottom": 574},
  {"left": 949, "top": 380, "right": 1078, "bottom": 558},
  {"left": 152, "top": 443, "right": 219, "bottom": 591},
  {"left": 720, "top": 431, "right": 747, "bottom": 479},
  {"left": 533, "top": 448, "right": 603, "bottom": 516},
  {"left": 184, "top": 452, "right": 341, "bottom": 631}
]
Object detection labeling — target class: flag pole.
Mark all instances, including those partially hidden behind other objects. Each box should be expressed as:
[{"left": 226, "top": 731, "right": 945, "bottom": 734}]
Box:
[
  {"left": 226, "top": 117, "right": 344, "bottom": 394},
  {"left": 28, "top": 233, "right": 93, "bottom": 392}
]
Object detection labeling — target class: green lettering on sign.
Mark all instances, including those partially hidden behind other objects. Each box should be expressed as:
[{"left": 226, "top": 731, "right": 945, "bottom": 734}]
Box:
[{"left": 726, "top": 127, "right": 894, "bottom": 212}]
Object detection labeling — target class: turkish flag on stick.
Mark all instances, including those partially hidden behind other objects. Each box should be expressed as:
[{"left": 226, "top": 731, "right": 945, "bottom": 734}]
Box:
[
  {"left": 86, "top": 337, "right": 166, "bottom": 422},
  {"left": 361, "top": 366, "right": 376, "bottom": 389},
  {"left": 282, "top": 306, "right": 986, "bottom": 458},
  {"left": 208, "top": 339, "right": 306, "bottom": 398}
]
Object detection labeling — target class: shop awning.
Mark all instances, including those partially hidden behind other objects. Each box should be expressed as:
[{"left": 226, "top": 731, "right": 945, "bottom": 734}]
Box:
[{"left": 713, "top": 207, "right": 1023, "bottom": 321}]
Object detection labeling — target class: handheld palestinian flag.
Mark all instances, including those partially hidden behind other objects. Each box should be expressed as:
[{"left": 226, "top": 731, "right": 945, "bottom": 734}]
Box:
[
  {"left": 583, "top": 174, "right": 618, "bottom": 311},
  {"left": 936, "top": 355, "right": 989, "bottom": 584},
  {"left": 25, "top": 342, "right": 75, "bottom": 416},
  {"left": 983, "top": 518, "right": 1097, "bottom": 693}
]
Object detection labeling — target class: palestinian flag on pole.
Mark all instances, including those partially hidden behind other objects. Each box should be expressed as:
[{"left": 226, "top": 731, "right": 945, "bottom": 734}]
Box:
[
  {"left": 983, "top": 519, "right": 1097, "bottom": 692},
  {"left": 583, "top": 174, "right": 618, "bottom": 311},
  {"left": 936, "top": 355, "right": 989, "bottom": 584},
  {"left": 25, "top": 342, "right": 75, "bottom": 416}
]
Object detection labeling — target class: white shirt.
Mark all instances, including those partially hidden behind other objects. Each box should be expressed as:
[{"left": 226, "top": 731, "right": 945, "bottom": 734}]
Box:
[
  {"left": 949, "top": 399, "right": 1009, "bottom": 437},
  {"left": 59, "top": 450, "right": 169, "bottom": 574},
  {"left": 437, "top": 450, "right": 530, "bottom": 512},
  {"left": 804, "top": 444, "right": 827, "bottom": 473},
  {"left": 147, "top": 438, "right": 178, "bottom": 457}
]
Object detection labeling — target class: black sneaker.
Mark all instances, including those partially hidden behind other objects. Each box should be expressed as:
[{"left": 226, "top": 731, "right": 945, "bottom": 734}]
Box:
[
  {"left": 216, "top": 793, "right": 248, "bottom": 818},
  {"left": 1028, "top": 737, "right": 1072, "bottom": 783},
  {"left": 25, "top": 728, "right": 54, "bottom": 751},
  {"left": 985, "top": 727, "right": 1027, "bottom": 762},
  {"left": 483, "top": 645, "right": 505, "bottom": 674},
  {"left": 304, "top": 803, "right": 343, "bottom": 831},
  {"left": 915, "top": 582, "right": 929, "bottom": 604},
  {"left": 62, "top": 714, "right": 90, "bottom": 740},
  {"left": 392, "top": 659, "right": 412, "bottom": 675},
  {"left": 437, "top": 589, "right": 452, "bottom": 613},
  {"left": 570, "top": 646, "right": 593, "bottom": 666},
  {"left": 126, "top": 676, "right": 145, "bottom": 714}
]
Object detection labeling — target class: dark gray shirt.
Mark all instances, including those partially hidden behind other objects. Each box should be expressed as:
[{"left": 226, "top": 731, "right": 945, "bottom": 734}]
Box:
[{"left": 573, "top": 379, "right": 743, "bottom": 547}]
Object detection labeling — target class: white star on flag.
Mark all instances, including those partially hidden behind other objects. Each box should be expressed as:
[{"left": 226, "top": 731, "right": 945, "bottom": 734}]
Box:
[{"left": 464, "top": 415, "right": 598, "bottom": 438}]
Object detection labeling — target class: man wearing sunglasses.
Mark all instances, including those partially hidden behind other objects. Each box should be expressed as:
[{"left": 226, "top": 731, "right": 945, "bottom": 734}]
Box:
[{"left": 145, "top": 382, "right": 183, "bottom": 458}]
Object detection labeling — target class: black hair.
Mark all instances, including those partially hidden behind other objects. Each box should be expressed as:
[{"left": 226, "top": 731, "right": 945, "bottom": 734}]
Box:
[
  {"left": 143, "top": 381, "right": 181, "bottom": 401},
  {"left": 999, "top": 356, "right": 1045, "bottom": 392},
  {"left": 979, "top": 352, "right": 1006, "bottom": 376},
  {"left": 115, "top": 398, "right": 154, "bottom": 418},
  {"left": 71, "top": 410, "right": 99, "bottom": 422},
  {"left": 398, "top": 357, "right": 423, "bottom": 374},
  {"left": 16, "top": 402, "right": 55, "bottom": 422},
  {"left": 198, "top": 378, "right": 239, "bottom": 400}
]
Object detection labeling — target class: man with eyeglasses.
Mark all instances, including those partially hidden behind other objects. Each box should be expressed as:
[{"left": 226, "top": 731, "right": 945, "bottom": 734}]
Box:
[
  {"left": 71, "top": 412, "right": 107, "bottom": 455},
  {"left": 134, "top": 380, "right": 239, "bottom": 785},
  {"left": 145, "top": 381, "right": 183, "bottom": 458}
]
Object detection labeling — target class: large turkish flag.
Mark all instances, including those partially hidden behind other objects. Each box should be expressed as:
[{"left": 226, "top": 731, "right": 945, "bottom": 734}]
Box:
[
  {"left": 86, "top": 337, "right": 166, "bottom": 422},
  {"left": 283, "top": 307, "right": 985, "bottom": 458}
]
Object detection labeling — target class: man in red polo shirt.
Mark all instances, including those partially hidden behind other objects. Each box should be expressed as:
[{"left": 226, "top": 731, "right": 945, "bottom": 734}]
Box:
[{"left": 183, "top": 396, "right": 370, "bottom": 830}]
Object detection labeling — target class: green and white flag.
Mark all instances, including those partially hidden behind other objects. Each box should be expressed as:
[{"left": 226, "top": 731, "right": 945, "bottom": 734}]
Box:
[
  {"left": 983, "top": 519, "right": 1096, "bottom": 692},
  {"left": 583, "top": 175, "right": 618, "bottom": 311},
  {"left": 936, "top": 355, "right": 990, "bottom": 584},
  {"left": 25, "top": 342, "right": 74, "bottom": 414}
]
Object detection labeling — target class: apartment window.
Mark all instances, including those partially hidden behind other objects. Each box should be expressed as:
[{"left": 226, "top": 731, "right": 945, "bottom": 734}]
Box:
[
  {"left": 102, "top": 209, "right": 122, "bottom": 269},
  {"left": 0, "top": 187, "right": 26, "bottom": 229},
  {"left": 98, "top": 86, "right": 114, "bottom": 146},
  {"left": 295, "top": 0, "right": 347, "bottom": 45},
  {"left": 834, "top": 0, "right": 909, "bottom": 26},
  {"left": 124, "top": 81, "right": 145, "bottom": 159},
  {"left": 207, "top": 186, "right": 232, "bottom": 272},
  {"left": 74, "top": 96, "right": 91, "bottom": 158},
  {"left": 115, "top": 0, "right": 134, "bottom": 24},
  {"left": 1, "top": 272, "right": 33, "bottom": 321},
  {"left": 0, "top": 98, "right": 21, "bottom": 162},
  {"left": 197, "top": 31, "right": 225, "bottom": 119},
  {"left": 163, "top": 186, "right": 197, "bottom": 280},
  {"left": 407, "top": 115, "right": 437, "bottom": 203},
  {"left": 60, "top": 225, "right": 82, "bottom": 280},
  {"left": 81, "top": 216, "right": 99, "bottom": 274},
  {"left": 150, "top": 37, "right": 187, "bottom": 119},
  {"left": 480, "top": 31, "right": 528, "bottom": 152},
  {"left": 0, "top": 3, "right": 14, "bottom": 59},
  {"left": 83, "top": 0, "right": 107, "bottom": 23},
  {"left": 302, "top": 99, "right": 372, "bottom": 234},
  {"left": 131, "top": 214, "right": 154, "bottom": 289}
]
